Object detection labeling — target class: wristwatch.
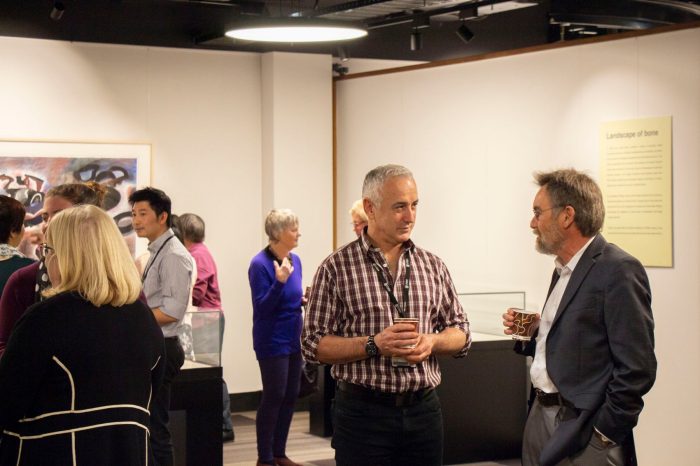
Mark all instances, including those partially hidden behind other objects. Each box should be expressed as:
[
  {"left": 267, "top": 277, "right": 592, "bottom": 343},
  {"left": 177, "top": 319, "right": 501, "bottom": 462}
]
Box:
[{"left": 365, "top": 334, "right": 379, "bottom": 357}]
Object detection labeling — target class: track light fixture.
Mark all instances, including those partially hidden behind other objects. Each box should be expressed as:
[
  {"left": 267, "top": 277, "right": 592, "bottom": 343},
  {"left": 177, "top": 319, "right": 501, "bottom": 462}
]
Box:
[
  {"left": 455, "top": 7, "right": 476, "bottom": 45},
  {"left": 337, "top": 46, "right": 349, "bottom": 62},
  {"left": 410, "top": 28, "right": 422, "bottom": 51},
  {"left": 50, "top": 1, "right": 65, "bottom": 21},
  {"left": 333, "top": 62, "right": 349, "bottom": 76},
  {"left": 456, "top": 22, "right": 474, "bottom": 44}
]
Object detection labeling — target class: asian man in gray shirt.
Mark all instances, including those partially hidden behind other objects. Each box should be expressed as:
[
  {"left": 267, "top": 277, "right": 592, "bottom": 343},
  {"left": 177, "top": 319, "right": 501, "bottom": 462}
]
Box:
[{"left": 130, "top": 187, "right": 194, "bottom": 466}]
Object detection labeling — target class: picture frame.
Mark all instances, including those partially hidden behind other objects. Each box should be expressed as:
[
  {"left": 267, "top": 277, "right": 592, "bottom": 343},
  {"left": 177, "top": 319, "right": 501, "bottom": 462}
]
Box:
[{"left": 0, "top": 140, "right": 151, "bottom": 258}]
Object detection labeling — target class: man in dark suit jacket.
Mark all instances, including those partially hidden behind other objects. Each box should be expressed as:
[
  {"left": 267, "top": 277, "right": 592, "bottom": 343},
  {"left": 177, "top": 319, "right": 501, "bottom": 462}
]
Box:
[{"left": 503, "top": 169, "right": 656, "bottom": 466}]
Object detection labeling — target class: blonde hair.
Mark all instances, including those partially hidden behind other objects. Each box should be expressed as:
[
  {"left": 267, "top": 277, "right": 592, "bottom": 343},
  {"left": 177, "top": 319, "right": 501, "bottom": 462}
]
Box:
[
  {"left": 348, "top": 199, "right": 368, "bottom": 223},
  {"left": 45, "top": 205, "right": 142, "bottom": 306}
]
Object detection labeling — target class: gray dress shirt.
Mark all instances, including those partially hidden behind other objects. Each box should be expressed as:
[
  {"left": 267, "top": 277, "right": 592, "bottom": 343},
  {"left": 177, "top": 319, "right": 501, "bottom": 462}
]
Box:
[{"left": 142, "top": 229, "right": 194, "bottom": 338}]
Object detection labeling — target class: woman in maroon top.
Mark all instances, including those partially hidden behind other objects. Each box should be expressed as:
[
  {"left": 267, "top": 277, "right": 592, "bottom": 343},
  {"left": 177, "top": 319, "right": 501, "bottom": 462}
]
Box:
[
  {"left": 178, "top": 212, "right": 235, "bottom": 441},
  {"left": 0, "top": 182, "right": 106, "bottom": 357}
]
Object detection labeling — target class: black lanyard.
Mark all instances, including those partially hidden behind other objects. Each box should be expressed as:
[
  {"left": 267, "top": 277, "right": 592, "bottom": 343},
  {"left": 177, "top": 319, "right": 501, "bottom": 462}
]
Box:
[
  {"left": 371, "top": 252, "right": 411, "bottom": 318},
  {"left": 142, "top": 235, "right": 175, "bottom": 283}
]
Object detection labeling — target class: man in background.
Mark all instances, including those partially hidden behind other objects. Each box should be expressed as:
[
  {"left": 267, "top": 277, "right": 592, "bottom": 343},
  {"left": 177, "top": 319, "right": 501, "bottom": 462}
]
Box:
[{"left": 130, "top": 187, "right": 194, "bottom": 466}]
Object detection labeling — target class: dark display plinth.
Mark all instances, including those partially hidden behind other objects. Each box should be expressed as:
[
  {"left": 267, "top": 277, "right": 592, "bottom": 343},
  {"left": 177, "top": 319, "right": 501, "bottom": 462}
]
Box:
[
  {"left": 170, "top": 364, "right": 223, "bottom": 466},
  {"left": 437, "top": 339, "right": 527, "bottom": 464}
]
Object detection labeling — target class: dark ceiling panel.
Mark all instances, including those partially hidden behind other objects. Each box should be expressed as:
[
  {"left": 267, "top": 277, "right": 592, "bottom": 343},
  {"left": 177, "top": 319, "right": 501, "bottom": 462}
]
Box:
[{"left": 0, "top": 0, "right": 697, "bottom": 63}]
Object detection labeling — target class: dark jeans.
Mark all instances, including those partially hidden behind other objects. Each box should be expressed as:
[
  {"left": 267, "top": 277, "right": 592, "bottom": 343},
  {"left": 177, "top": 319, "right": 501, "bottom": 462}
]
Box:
[
  {"left": 150, "top": 337, "right": 185, "bottom": 466},
  {"left": 332, "top": 387, "right": 444, "bottom": 466},
  {"left": 219, "top": 313, "right": 233, "bottom": 432},
  {"left": 256, "top": 352, "right": 302, "bottom": 463}
]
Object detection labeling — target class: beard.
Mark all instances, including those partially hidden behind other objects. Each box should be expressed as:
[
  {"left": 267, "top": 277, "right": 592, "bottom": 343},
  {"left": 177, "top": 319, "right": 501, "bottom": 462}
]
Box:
[{"left": 534, "top": 225, "right": 564, "bottom": 255}]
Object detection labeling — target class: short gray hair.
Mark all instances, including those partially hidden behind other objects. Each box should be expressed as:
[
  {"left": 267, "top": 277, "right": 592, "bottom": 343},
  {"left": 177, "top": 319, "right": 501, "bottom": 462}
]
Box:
[
  {"left": 179, "top": 213, "right": 205, "bottom": 243},
  {"left": 534, "top": 168, "right": 605, "bottom": 237},
  {"left": 265, "top": 209, "right": 299, "bottom": 242},
  {"left": 362, "top": 164, "right": 414, "bottom": 206}
]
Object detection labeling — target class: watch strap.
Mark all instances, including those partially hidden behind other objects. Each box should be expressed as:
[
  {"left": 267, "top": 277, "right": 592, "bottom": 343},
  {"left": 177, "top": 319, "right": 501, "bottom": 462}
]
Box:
[{"left": 365, "top": 334, "right": 379, "bottom": 357}]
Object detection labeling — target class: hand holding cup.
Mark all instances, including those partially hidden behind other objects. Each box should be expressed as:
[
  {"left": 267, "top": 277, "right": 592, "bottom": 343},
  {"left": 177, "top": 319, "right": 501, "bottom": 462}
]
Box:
[
  {"left": 302, "top": 286, "right": 310, "bottom": 306},
  {"left": 503, "top": 308, "right": 540, "bottom": 341},
  {"left": 391, "top": 317, "right": 420, "bottom": 367},
  {"left": 376, "top": 321, "right": 418, "bottom": 355}
]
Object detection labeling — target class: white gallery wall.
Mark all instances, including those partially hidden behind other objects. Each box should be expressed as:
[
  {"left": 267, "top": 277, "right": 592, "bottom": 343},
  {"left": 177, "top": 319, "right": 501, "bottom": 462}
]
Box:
[
  {"left": 0, "top": 37, "right": 333, "bottom": 394},
  {"left": 335, "top": 27, "right": 700, "bottom": 463}
]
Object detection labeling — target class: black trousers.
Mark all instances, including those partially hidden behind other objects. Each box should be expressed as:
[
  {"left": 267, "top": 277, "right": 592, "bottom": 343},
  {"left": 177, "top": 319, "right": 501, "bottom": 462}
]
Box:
[
  {"left": 150, "top": 337, "right": 185, "bottom": 466},
  {"left": 332, "top": 386, "right": 443, "bottom": 466}
]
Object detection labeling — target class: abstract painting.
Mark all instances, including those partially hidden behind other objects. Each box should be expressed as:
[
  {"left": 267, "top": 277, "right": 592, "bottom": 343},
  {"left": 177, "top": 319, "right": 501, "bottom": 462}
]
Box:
[{"left": 0, "top": 141, "right": 150, "bottom": 257}]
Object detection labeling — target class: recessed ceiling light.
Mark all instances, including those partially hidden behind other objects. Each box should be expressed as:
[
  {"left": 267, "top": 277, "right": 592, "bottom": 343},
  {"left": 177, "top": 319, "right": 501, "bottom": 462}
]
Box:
[{"left": 226, "top": 19, "right": 367, "bottom": 43}]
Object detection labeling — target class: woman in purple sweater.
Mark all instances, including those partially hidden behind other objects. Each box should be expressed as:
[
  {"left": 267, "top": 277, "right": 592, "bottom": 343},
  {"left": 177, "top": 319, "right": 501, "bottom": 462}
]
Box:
[
  {"left": 0, "top": 182, "right": 106, "bottom": 357},
  {"left": 248, "top": 209, "right": 304, "bottom": 466}
]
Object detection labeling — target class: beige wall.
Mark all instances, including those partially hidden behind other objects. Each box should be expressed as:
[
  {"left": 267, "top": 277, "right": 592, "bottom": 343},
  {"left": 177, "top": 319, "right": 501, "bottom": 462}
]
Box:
[
  {"left": 261, "top": 52, "right": 334, "bottom": 274},
  {"left": 335, "top": 27, "right": 700, "bottom": 463}
]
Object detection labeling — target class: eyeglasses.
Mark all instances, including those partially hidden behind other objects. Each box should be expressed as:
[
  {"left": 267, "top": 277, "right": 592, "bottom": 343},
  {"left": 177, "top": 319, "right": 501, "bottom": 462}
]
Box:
[
  {"left": 532, "top": 206, "right": 563, "bottom": 220},
  {"left": 37, "top": 243, "right": 55, "bottom": 260}
]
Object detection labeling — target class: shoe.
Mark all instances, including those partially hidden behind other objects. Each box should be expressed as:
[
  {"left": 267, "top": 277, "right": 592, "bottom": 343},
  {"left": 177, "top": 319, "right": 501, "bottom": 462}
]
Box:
[
  {"left": 222, "top": 429, "right": 234, "bottom": 443},
  {"left": 256, "top": 461, "right": 275, "bottom": 466},
  {"left": 274, "top": 456, "right": 303, "bottom": 466}
]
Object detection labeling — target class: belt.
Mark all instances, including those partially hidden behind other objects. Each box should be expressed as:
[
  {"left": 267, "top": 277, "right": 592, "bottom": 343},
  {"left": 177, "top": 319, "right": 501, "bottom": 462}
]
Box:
[
  {"left": 337, "top": 381, "right": 434, "bottom": 408},
  {"left": 534, "top": 388, "right": 575, "bottom": 409}
]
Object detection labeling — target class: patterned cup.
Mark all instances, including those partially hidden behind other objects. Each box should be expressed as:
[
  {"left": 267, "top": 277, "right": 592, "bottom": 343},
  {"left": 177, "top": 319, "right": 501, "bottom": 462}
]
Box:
[{"left": 511, "top": 309, "right": 538, "bottom": 341}]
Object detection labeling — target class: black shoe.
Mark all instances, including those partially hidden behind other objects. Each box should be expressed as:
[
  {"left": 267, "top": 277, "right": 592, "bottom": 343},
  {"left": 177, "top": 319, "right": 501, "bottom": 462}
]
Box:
[{"left": 222, "top": 429, "right": 235, "bottom": 443}]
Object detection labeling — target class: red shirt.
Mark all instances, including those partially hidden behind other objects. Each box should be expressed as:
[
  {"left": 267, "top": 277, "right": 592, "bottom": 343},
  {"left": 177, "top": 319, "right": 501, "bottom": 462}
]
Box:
[
  {"left": 0, "top": 262, "right": 40, "bottom": 357},
  {"left": 187, "top": 242, "right": 222, "bottom": 311}
]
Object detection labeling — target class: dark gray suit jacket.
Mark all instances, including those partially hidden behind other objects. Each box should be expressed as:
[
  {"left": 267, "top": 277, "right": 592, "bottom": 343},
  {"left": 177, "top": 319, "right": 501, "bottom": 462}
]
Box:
[{"left": 518, "top": 235, "right": 657, "bottom": 465}]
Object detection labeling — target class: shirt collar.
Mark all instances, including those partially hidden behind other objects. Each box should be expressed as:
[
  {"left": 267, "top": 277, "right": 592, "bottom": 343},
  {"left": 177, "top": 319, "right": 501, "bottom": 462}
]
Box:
[
  {"left": 359, "top": 229, "right": 415, "bottom": 258},
  {"left": 147, "top": 228, "right": 175, "bottom": 252},
  {"left": 187, "top": 241, "right": 204, "bottom": 253},
  {"left": 555, "top": 234, "right": 597, "bottom": 275}
]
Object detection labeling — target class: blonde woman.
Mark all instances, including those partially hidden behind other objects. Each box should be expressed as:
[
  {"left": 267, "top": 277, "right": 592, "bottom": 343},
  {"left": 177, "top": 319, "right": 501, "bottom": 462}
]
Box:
[
  {"left": 349, "top": 199, "right": 368, "bottom": 237},
  {"left": 0, "top": 205, "right": 165, "bottom": 466},
  {"left": 0, "top": 181, "right": 106, "bottom": 357}
]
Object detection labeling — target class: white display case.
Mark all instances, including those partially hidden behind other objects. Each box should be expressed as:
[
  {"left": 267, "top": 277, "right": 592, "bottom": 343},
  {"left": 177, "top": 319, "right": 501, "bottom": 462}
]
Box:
[
  {"left": 459, "top": 291, "right": 526, "bottom": 341},
  {"left": 177, "top": 310, "right": 222, "bottom": 367}
]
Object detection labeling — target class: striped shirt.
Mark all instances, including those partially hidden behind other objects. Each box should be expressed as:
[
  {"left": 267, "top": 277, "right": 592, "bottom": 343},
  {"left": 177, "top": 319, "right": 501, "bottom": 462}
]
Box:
[{"left": 302, "top": 233, "right": 470, "bottom": 393}]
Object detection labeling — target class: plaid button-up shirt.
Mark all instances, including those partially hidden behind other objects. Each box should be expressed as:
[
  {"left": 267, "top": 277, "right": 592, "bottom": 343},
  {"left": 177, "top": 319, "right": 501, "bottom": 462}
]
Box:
[{"left": 302, "top": 232, "right": 470, "bottom": 393}]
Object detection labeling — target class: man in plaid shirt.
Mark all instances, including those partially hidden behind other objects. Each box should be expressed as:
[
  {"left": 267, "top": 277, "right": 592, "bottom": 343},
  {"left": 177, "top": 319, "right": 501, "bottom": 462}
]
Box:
[{"left": 302, "top": 164, "right": 470, "bottom": 466}]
